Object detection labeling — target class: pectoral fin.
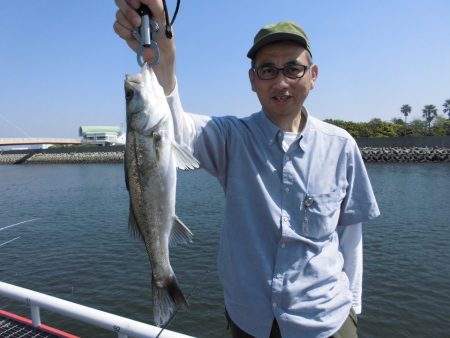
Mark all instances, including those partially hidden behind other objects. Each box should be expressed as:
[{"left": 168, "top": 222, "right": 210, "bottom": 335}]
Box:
[{"left": 171, "top": 142, "right": 199, "bottom": 170}]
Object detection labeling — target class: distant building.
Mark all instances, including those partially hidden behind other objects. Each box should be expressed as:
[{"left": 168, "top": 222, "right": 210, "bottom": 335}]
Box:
[{"left": 79, "top": 126, "right": 124, "bottom": 146}]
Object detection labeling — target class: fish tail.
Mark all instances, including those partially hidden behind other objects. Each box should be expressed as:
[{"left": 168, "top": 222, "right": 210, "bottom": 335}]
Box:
[{"left": 152, "top": 277, "right": 188, "bottom": 326}]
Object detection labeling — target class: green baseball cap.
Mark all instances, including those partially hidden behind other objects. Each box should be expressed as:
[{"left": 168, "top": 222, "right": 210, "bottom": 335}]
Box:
[{"left": 247, "top": 20, "right": 312, "bottom": 59}]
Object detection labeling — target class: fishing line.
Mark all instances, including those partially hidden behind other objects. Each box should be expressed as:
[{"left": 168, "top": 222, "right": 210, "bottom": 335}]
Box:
[
  {"left": 0, "top": 218, "right": 40, "bottom": 232},
  {"left": 0, "top": 113, "right": 32, "bottom": 138},
  {"left": 0, "top": 236, "right": 21, "bottom": 248},
  {"left": 155, "top": 270, "right": 212, "bottom": 338}
]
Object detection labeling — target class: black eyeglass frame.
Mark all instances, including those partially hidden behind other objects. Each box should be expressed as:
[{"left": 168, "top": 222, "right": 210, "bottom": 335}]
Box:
[{"left": 252, "top": 64, "right": 311, "bottom": 80}]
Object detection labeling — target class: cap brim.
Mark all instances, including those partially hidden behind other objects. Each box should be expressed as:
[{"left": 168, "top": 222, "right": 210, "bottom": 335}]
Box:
[{"left": 247, "top": 32, "right": 309, "bottom": 59}]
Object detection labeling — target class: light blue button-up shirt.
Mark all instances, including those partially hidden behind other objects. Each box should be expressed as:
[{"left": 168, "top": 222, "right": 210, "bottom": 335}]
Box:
[{"left": 167, "top": 85, "right": 380, "bottom": 338}]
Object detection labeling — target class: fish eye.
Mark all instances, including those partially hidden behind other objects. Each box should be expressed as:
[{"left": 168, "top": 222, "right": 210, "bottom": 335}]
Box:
[{"left": 126, "top": 88, "right": 134, "bottom": 102}]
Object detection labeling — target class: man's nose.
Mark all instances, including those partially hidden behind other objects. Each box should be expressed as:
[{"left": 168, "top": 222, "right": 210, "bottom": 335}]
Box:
[{"left": 272, "top": 72, "right": 290, "bottom": 88}]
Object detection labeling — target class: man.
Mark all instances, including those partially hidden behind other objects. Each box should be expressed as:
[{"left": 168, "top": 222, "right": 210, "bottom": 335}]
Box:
[{"left": 114, "top": 1, "right": 380, "bottom": 337}]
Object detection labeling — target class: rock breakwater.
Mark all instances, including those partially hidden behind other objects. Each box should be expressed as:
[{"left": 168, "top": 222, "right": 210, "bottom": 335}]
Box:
[
  {"left": 361, "top": 147, "right": 449, "bottom": 163},
  {"left": 0, "top": 150, "right": 124, "bottom": 164}
]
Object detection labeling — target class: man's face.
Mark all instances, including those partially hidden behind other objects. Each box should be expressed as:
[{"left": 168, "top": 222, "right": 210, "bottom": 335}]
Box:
[{"left": 249, "top": 41, "right": 318, "bottom": 127}]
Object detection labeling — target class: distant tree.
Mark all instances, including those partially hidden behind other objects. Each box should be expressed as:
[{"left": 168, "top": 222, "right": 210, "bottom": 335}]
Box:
[
  {"left": 367, "top": 118, "right": 399, "bottom": 137},
  {"left": 432, "top": 116, "right": 450, "bottom": 136},
  {"left": 391, "top": 117, "right": 405, "bottom": 125},
  {"left": 400, "top": 104, "right": 412, "bottom": 124},
  {"left": 400, "top": 104, "right": 412, "bottom": 136},
  {"left": 324, "top": 115, "right": 450, "bottom": 137},
  {"left": 443, "top": 99, "right": 450, "bottom": 119},
  {"left": 390, "top": 118, "right": 407, "bottom": 136},
  {"left": 409, "top": 119, "right": 428, "bottom": 136},
  {"left": 324, "top": 119, "right": 371, "bottom": 137},
  {"left": 422, "top": 104, "right": 438, "bottom": 133}
]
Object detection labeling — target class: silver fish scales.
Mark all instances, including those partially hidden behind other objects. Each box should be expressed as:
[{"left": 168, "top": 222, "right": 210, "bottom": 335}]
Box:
[{"left": 124, "top": 64, "right": 199, "bottom": 326}]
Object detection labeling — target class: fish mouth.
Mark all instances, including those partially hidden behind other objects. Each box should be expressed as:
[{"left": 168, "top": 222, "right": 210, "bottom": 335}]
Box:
[
  {"left": 125, "top": 81, "right": 134, "bottom": 102},
  {"left": 124, "top": 80, "right": 145, "bottom": 115},
  {"left": 125, "top": 73, "right": 143, "bottom": 84},
  {"left": 125, "top": 72, "right": 145, "bottom": 104}
]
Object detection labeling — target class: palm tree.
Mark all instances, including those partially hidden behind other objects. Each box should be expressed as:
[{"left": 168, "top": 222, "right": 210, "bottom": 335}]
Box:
[
  {"left": 400, "top": 104, "right": 412, "bottom": 124},
  {"left": 400, "top": 104, "right": 412, "bottom": 136},
  {"left": 422, "top": 104, "right": 438, "bottom": 132},
  {"left": 443, "top": 99, "right": 450, "bottom": 119}
]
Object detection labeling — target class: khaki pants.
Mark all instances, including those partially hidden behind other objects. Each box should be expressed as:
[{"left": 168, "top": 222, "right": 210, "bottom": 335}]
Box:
[
  {"left": 330, "top": 308, "right": 358, "bottom": 338},
  {"left": 226, "top": 308, "right": 358, "bottom": 338}
]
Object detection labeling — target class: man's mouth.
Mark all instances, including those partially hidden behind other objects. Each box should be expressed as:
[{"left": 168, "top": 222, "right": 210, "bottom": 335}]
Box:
[{"left": 272, "top": 95, "right": 291, "bottom": 103}]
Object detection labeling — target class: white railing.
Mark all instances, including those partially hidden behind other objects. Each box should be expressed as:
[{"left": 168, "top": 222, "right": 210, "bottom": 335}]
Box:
[{"left": 0, "top": 281, "right": 195, "bottom": 338}]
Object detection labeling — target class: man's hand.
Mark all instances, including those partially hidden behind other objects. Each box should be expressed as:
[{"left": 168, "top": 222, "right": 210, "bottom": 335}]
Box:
[{"left": 113, "top": 0, "right": 176, "bottom": 95}]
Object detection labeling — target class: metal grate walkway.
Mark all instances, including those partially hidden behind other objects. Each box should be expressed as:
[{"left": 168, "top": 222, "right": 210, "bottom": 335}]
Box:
[
  {"left": 0, "top": 316, "right": 59, "bottom": 338},
  {"left": 0, "top": 310, "right": 76, "bottom": 338}
]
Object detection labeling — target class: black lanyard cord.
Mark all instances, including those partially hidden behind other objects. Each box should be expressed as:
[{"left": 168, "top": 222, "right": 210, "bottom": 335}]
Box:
[{"left": 162, "top": 0, "right": 181, "bottom": 39}]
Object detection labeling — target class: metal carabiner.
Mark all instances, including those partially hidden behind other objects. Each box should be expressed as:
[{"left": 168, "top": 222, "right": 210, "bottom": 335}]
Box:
[
  {"left": 134, "top": 34, "right": 160, "bottom": 67},
  {"left": 133, "top": 5, "right": 160, "bottom": 67}
]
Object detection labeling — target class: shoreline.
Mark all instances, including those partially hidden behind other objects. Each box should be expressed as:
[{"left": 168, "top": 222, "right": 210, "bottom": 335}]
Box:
[{"left": 0, "top": 146, "right": 448, "bottom": 164}]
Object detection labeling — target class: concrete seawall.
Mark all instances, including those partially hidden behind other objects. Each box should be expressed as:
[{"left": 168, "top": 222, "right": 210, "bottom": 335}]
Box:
[{"left": 0, "top": 144, "right": 448, "bottom": 164}]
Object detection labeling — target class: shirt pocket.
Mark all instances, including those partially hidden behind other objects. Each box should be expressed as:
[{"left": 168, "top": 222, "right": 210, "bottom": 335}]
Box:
[{"left": 300, "top": 188, "right": 346, "bottom": 239}]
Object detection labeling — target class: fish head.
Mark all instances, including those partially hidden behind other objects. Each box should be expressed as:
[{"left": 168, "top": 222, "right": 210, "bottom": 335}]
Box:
[{"left": 124, "top": 65, "right": 169, "bottom": 133}]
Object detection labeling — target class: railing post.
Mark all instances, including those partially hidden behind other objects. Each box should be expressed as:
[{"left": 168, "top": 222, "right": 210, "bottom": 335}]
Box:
[{"left": 30, "top": 304, "right": 41, "bottom": 327}]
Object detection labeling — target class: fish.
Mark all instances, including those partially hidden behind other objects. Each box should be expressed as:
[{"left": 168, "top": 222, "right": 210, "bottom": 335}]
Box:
[{"left": 124, "top": 64, "right": 199, "bottom": 326}]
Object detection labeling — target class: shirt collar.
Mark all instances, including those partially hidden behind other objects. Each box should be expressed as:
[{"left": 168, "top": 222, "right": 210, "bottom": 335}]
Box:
[
  {"left": 298, "top": 107, "right": 311, "bottom": 151},
  {"left": 257, "top": 108, "right": 312, "bottom": 151},
  {"left": 257, "top": 111, "right": 280, "bottom": 147}
]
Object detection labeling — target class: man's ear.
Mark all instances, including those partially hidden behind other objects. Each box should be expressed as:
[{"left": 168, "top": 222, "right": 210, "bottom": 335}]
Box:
[
  {"left": 310, "top": 64, "right": 319, "bottom": 89},
  {"left": 249, "top": 68, "right": 256, "bottom": 92}
]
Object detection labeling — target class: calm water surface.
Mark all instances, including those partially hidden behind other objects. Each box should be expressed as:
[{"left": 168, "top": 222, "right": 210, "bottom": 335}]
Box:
[{"left": 0, "top": 163, "right": 449, "bottom": 337}]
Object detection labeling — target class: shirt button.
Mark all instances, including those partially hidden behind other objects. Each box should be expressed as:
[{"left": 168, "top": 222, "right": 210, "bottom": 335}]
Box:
[
  {"left": 304, "top": 196, "right": 314, "bottom": 207},
  {"left": 281, "top": 243, "right": 286, "bottom": 249},
  {"left": 284, "top": 187, "right": 290, "bottom": 193},
  {"left": 285, "top": 155, "right": 290, "bottom": 161},
  {"left": 272, "top": 302, "right": 277, "bottom": 308}
]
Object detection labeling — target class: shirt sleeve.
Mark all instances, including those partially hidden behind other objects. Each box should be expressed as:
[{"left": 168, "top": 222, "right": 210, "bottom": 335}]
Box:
[
  {"left": 166, "top": 81, "right": 209, "bottom": 150},
  {"left": 165, "top": 80, "right": 229, "bottom": 183},
  {"left": 338, "top": 139, "right": 380, "bottom": 226},
  {"left": 337, "top": 222, "right": 363, "bottom": 314}
]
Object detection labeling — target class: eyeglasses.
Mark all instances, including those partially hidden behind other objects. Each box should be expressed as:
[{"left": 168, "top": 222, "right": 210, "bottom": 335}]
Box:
[{"left": 253, "top": 64, "right": 310, "bottom": 80}]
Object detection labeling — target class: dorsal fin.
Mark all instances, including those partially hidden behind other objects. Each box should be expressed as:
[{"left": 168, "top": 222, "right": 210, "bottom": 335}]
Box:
[{"left": 128, "top": 204, "right": 144, "bottom": 241}]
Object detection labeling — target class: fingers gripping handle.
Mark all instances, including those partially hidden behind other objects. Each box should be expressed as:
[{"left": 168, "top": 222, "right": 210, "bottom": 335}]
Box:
[
  {"left": 134, "top": 4, "right": 160, "bottom": 66},
  {"left": 137, "top": 4, "right": 153, "bottom": 17},
  {"left": 137, "top": 4, "right": 153, "bottom": 47}
]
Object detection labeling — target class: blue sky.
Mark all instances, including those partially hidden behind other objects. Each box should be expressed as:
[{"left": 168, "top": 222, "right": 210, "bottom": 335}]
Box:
[{"left": 1, "top": 0, "right": 449, "bottom": 138}]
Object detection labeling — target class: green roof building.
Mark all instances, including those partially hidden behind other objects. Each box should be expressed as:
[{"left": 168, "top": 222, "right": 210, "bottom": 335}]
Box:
[{"left": 79, "top": 126, "right": 124, "bottom": 145}]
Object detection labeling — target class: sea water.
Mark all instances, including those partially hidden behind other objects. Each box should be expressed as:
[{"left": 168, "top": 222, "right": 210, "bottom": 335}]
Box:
[{"left": 0, "top": 163, "right": 449, "bottom": 337}]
